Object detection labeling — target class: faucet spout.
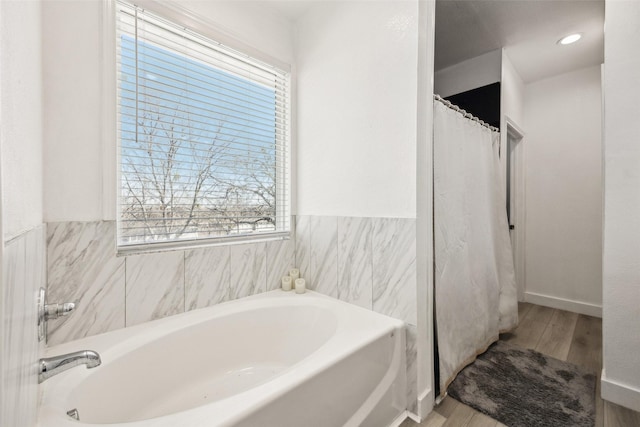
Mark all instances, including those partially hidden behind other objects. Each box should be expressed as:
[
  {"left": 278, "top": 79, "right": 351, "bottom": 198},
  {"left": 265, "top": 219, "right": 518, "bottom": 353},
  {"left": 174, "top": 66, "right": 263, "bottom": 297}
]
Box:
[{"left": 39, "top": 350, "right": 101, "bottom": 383}]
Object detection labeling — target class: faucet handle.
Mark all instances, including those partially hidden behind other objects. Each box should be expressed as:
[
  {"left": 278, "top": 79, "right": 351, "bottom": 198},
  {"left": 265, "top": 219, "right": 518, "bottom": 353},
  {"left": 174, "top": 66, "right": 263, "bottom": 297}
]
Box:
[
  {"left": 37, "top": 288, "right": 77, "bottom": 342},
  {"left": 45, "top": 302, "right": 76, "bottom": 320}
]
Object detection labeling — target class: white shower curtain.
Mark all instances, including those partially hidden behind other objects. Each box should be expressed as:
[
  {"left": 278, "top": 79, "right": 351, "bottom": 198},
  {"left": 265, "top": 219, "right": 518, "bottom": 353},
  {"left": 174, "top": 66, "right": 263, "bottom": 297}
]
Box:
[{"left": 434, "top": 100, "right": 518, "bottom": 394}]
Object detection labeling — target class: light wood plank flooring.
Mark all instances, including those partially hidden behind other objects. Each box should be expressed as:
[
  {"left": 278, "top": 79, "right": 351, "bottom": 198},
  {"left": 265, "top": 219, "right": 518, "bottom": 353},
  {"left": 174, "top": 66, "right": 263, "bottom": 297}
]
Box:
[{"left": 401, "top": 303, "right": 640, "bottom": 427}]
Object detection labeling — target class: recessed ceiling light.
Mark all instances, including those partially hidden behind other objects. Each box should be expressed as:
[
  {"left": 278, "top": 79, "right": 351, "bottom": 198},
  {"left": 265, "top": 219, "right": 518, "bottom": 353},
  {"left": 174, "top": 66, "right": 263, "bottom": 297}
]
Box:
[{"left": 558, "top": 33, "right": 582, "bottom": 45}]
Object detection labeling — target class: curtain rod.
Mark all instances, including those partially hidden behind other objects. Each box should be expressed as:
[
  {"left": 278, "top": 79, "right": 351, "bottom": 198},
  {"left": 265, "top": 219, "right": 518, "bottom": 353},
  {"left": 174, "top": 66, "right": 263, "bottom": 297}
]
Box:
[{"left": 433, "top": 94, "right": 500, "bottom": 133}]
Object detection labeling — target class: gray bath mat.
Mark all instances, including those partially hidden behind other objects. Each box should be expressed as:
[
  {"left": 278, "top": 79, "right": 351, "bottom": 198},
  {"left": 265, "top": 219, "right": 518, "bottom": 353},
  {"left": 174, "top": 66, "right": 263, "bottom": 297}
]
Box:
[{"left": 448, "top": 341, "right": 596, "bottom": 427}]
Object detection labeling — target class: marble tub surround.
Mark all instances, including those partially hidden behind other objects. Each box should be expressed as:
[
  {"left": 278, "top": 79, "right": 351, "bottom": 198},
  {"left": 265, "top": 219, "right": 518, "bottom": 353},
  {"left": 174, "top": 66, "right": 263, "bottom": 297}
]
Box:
[
  {"left": 125, "top": 251, "right": 185, "bottom": 326},
  {"left": 47, "top": 221, "right": 125, "bottom": 345},
  {"left": 405, "top": 324, "right": 418, "bottom": 414},
  {"left": 371, "top": 218, "right": 417, "bottom": 325},
  {"left": 309, "top": 216, "right": 339, "bottom": 298},
  {"left": 266, "top": 238, "right": 296, "bottom": 292},
  {"left": 185, "top": 239, "right": 294, "bottom": 309},
  {"left": 2, "top": 225, "right": 45, "bottom": 427},
  {"left": 46, "top": 221, "right": 295, "bottom": 345},
  {"left": 184, "top": 246, "right": 230, "bottom": 310},
  {"left": 337, "top": 216, "right": 373, "bottom": 309},
  {"left": 294, "top": 215, "right": 311, "bottom": 286},
  {"left": 295, "top": 215, "right": 417, "bottom": 324},
  {"left": 297, "top": 215, "right": 373, "bottom": 304},
  {"left": 229, "top": 243, "right": 267, "bottom": 300}
]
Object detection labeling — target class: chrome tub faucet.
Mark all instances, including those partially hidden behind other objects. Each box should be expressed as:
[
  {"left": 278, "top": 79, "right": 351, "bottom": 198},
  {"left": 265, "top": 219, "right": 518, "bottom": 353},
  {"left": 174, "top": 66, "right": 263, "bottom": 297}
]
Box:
[{"left": 38, "top": 350, "right": 101, "bottom": 383}]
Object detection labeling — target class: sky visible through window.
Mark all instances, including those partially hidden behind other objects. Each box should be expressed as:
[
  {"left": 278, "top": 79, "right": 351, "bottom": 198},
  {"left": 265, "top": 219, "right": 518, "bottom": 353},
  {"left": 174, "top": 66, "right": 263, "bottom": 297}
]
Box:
[{"left": 119, "top": 35, "right": 279, "bottom": 244}]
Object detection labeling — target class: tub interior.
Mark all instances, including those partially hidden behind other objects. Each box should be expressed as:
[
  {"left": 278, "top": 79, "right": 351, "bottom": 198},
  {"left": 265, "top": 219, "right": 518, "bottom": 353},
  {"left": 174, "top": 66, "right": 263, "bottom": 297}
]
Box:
[{"left": 68, "top": 304, "right": 337, "bottom": 424}]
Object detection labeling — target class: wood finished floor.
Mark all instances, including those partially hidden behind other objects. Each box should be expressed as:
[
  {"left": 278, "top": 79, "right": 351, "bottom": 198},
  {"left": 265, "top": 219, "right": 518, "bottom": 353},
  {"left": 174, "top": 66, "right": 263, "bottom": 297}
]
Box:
[{"left": 401, "top": 303, "right": 640, "bottom": 427}]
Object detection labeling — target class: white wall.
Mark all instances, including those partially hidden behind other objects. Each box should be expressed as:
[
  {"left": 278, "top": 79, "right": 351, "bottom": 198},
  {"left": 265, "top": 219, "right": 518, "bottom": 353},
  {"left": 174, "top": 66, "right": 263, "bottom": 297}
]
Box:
[
  {"left": 523, "top": 65, "right": 602, "bottom": 316},
  {"left": 42, "top": 0, "right": 294, "bottom": 222},
  {"left": 178, "top": 1, "right": 294, "bottom": 65},
  {"left": 1, "top": 0, "right": 43, "bottom": 240},
  {"left": 501, "top": 50, "right": 525, "bottom": 127},
  {"left": 295, "top": 1, "right": 418, "bottom": 218},
  {"left": 434, "top": 49, "right": 501, "bottom": 99},
  {"left": 42, "top": 0, "right": 103, "bottom": 223},
  {"left": 602, "top": 0, "right": 640, "bottom": 412}
]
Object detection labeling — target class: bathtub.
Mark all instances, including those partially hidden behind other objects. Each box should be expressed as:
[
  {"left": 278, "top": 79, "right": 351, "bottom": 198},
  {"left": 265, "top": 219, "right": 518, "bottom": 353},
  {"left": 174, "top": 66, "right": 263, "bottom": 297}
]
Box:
[{"left": 37, "top": 290, "right": 407, "bottom": 427}]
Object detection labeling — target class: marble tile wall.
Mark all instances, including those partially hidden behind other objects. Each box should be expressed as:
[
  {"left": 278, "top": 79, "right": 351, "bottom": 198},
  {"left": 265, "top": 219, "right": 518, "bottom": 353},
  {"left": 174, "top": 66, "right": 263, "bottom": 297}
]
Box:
[
  {"left": 125, "top": 251, "right": 184, "bottom": 326},
  {"left": 295, "top": 214, "right": 418, "bottom": 413},
  {"left": 46, "top": 217, "right": 418, "bottom": 412},
  {"left": 1, "top": 225, "right": 45, "bottom": 427},
  {"left": 295, "top": 215, "right": 417, "bottom": 325},
  {"left": 47, "top": 221, "right": 125, "bottom": 344},
  {"left": 46, "top": 221, "right": 295, "bottom": 346},
  {"left": 229, "top": 243, "right": 267, "bottom": 300},
  {"left": 406, "top": 324, "right": 418, "bottom": 414},
  {"left": 337, "top": 216, "right": 373, "bottom": 309},
  {"left": 371, "top": 218, "right": 417, "bottom": 325},
  {"left": 309, "top": 216, "right": 339, "bottom": 298},
  {"left": 295, "top": 215, "right": 311, "bottom": 286},
  {"left": 184, "top": 246, "right": 230, "bottom": 310}
]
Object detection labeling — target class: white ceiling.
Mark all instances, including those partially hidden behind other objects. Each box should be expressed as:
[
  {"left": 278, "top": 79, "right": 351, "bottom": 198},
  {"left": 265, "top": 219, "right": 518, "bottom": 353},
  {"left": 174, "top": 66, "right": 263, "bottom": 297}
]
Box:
[
  {"left": 257, "top": 0, "right": 604, "bottom": 83},
  {"left": 435, "top": 0, "right": 605, "bottom": 83}
]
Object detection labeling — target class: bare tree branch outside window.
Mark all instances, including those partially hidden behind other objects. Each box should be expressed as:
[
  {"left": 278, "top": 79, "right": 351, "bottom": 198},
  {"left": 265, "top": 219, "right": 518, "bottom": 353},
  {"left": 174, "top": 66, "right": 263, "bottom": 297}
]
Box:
[{"left": 118, "top": 31, "right": 280, "bottom": 245}]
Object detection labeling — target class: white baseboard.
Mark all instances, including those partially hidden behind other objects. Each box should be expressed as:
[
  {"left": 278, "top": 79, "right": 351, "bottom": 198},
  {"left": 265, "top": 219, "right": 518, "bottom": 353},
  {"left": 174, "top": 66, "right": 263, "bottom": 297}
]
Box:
[
  {"left": 389, "top": 411, "right": 410, "bottom": 427},
  {"left": 396, "top": 388, "right": 433, "bottom": 425},
  {"left": 406, "top": 411, "right": 421, "bottom": 423},
  {"left": 416, "top": 387, "right": 434, "bottom": 420},
  {"left": 601, "top": 369, "right": 640, "bottom": 412},
  {"left": 524, "top": 291, "right": 602, "bottom": 317}
]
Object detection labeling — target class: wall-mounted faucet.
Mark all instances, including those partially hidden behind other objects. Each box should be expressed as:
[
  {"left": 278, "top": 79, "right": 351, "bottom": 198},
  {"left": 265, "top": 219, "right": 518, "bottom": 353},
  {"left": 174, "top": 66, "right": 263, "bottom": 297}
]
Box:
[
  {"left": 38, "top": 350, "right": 101, "bottom": 383},
  {"left": 38, "top": 288, "right": 76, "bottom": 342}
]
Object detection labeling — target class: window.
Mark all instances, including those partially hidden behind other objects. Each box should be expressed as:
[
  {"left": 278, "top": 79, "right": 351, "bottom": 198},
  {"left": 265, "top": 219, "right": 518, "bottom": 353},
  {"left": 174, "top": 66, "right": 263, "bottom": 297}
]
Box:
[{"left": 116, "top": 1, "right": 290, "bottom": 251}]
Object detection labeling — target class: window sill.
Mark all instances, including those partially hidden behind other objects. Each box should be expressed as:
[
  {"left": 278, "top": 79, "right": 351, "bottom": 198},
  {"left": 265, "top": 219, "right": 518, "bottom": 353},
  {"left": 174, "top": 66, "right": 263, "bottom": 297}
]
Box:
[{"left": 116, "top": 231, "right": 291, "bottom": 257}]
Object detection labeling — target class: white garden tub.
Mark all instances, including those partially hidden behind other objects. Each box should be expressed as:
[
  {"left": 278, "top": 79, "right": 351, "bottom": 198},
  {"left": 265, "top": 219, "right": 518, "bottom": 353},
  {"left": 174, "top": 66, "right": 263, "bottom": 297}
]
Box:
[{"left": 37, "top": 290, "right": 407, "bottom": 427}]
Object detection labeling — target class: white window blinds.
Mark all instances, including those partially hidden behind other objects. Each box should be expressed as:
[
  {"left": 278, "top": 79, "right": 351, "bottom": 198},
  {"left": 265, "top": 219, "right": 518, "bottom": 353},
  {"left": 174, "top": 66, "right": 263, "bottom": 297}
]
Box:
[{"left": 116, "top": 1, "right": 290, "bottom": 250}]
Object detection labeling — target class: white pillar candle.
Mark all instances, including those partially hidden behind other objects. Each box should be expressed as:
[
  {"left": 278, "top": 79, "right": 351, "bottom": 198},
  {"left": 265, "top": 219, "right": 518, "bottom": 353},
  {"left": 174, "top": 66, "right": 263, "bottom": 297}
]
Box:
[
  {"left": 281, "top": 276, "right": 292, "bottom": 291},
  {"left": 289, "top": 268, "right": 300, "bottom": 281},
  {"left": 295, "top": 278, "right": 306, "bottom": 294}
]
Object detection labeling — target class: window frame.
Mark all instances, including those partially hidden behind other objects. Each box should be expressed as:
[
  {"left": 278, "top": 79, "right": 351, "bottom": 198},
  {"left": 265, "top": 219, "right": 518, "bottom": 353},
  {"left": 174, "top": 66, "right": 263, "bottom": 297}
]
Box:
[{"left": 106, "top": 0, "right": 293, "bottom": 255}]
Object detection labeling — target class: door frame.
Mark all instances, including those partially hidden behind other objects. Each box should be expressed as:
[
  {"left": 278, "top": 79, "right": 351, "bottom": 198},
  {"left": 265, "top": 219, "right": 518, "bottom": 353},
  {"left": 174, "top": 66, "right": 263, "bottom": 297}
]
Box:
[{"left": 504, "top": 116, "right": 526, "bottom": 301}]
